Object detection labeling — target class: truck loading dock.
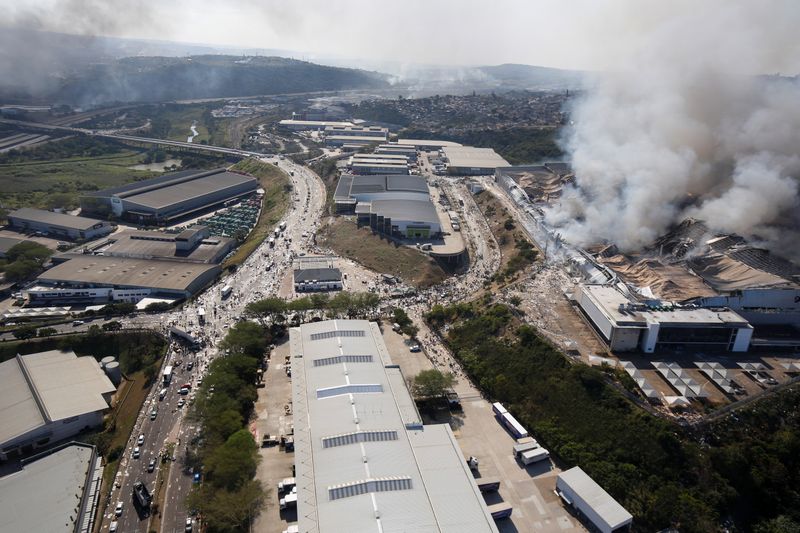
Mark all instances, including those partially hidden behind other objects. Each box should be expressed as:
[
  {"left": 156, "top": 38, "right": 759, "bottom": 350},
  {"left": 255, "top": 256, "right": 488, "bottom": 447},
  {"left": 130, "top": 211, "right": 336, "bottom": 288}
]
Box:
[{"left": 556, "top": 467, "right": 633, "bottom": 533}]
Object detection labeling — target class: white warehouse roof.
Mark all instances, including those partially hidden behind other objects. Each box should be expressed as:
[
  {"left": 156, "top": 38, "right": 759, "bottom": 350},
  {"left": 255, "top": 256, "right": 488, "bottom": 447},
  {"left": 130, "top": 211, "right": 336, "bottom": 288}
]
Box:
[
  {"left": 0, "top": 351, "right": 115, "bottom": 445},
  {"left": 290, "top": 320, "right": 497, "bottom": 533}
]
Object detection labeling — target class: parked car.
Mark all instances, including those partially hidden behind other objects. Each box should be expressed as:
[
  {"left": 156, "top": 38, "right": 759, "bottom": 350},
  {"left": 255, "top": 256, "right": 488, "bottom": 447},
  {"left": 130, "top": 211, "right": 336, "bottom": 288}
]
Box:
[
  {"left": 115, "top": 501, "right": 123, "bottom": 516},
  {"left": 133, "top": 447, "right": 140, "bottom": 459},
  {"left": 148, "top": 458, "right": 156, "bottom": 473},
  {"left": 409, "top": 345, "right": 421, "bottom": 352},
  {"left": 137, "top": 434, "right": 144, "bottom": 445}
]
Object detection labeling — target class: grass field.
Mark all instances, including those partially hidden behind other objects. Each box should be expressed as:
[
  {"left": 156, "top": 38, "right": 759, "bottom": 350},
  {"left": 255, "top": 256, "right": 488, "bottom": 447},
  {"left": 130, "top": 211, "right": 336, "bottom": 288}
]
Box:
[
  {"left": 319, "top": 218, "right": 448, "bottom": 288},
  {"left": 222, "top": 158, "right": 291, "bottom": 269},
  {"left": 0, "top": 149, "right": 156, "bottom": 210}
]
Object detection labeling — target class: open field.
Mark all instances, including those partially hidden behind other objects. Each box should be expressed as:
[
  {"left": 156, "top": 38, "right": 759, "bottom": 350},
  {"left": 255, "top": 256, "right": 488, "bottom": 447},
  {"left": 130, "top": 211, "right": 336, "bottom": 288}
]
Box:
[
  {"left": 223, "top": 158, "right": 291, "bottom": 268},
  {"left": 319, "top": 217, "right": 448, "bottom": 288}
]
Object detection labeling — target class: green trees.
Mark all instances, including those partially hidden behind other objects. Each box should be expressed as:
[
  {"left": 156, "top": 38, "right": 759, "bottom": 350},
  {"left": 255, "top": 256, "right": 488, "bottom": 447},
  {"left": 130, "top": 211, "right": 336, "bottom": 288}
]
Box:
[
  {"left": 218, "top": 321, "right": 268, "bottom": 359},
  {"left": 245, "top": 292, "right": 379, "bottom": 322},
  {"left": 410, "top": 369, "right": 456, "bottom": 400},
  {"left": 187, "top": 324, "right": 266, "bottom": 532},
  {"left": 12, "top": 325, "right": 38, "bottom": 340},
  {"left": 1, "top": 241, "right": 53, "bottom": 282}
]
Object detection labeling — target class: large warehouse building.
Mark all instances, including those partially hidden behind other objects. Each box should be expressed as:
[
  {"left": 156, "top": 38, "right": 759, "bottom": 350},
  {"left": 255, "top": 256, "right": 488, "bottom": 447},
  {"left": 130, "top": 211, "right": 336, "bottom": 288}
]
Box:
[
  {"left": 442, "top": 146, "right": 509, "bottom": 175},
  {"left": 80, "top": 168, "right": 258, "bottom": 224},
  {"left": 0, "top": 442, "right": 103, "bottom": 533},
  {"left": 324, "top": 125, "right": 389, "bottom": 147},
  {"left": 35, "top": 254, "right": 219, "bottom": 301},
  {"left": 290, "top": 320, "right": 499, "bottom": 533},
  {"left": 556, "top": 467, "right": 633, "bottom": 533},
  {"left": 7, "top": 208, "right": 114, "bottom": 241},
  {"left": 575, "top": 284, "right": 753, "bottom": 353},
  {"left": 0, "top": 350, "right": 115, "bottom": 461},
  {"left": 334, "top": 174, "right": 441, "bottom": 238}
]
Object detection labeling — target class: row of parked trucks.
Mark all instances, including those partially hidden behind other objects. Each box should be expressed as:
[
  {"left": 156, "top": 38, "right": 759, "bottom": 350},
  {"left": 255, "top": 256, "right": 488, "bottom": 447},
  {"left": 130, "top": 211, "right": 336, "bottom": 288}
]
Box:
[{"left": 491, "top": 402, "right": 550, "bottom": 465}]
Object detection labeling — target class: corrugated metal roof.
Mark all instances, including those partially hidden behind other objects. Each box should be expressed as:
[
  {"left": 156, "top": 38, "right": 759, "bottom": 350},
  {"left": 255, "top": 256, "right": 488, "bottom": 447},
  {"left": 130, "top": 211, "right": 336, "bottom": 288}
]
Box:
[
  {"left": 291, "top": 320, "right": 497, "bottom": 533},
  {"left": 8, "top": 208, "right": 106, "bottom": 231}
]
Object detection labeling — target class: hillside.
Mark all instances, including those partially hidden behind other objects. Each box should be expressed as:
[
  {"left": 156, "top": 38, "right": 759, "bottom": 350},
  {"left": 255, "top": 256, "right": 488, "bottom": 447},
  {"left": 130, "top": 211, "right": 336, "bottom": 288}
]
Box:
[{"left": 48, "top": 55, "right": 388, "bottom": 106}]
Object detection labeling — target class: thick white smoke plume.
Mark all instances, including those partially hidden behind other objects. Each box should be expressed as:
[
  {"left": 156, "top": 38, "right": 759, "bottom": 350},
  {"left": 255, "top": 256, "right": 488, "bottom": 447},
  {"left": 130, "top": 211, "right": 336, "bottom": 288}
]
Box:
[{"left": 545, "top": 1, "right": 800, "bottom": 254}]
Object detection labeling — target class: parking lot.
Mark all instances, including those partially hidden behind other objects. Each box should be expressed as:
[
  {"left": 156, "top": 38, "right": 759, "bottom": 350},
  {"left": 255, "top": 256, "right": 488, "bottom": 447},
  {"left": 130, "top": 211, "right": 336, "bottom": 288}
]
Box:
[{"left": 253, "top": 339, "right": 296, "bottom": 533}]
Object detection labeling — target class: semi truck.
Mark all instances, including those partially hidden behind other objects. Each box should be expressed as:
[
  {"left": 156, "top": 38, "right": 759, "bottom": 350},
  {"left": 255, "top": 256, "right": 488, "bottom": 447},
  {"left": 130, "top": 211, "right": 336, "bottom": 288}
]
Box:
[
  {"left": 277, "top": 477, "right": 296, "bottom": 493},
  {"left": 162, "top": 365, "right": 173, "bottom": 385},
  {"left": 492, "top": 402, "right": 507, "bottom": 417},
  {"left": 221, "top": 285, "right": 232, "bottom": 299},
  {"left": 513, "top": 440, "right": 540, "bottom": 457},
  {"left": 279, "top": 487, "right": 298, "bottom": 510},
  {"left": 500, "top": 411, "right": 529, "bottom": 439}
]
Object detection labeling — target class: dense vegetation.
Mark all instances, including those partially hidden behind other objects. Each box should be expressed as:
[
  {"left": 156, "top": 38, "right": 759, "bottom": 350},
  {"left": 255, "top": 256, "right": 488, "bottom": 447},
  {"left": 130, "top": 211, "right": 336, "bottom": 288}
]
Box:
[
  {"left": 402, "top": 126, "right": 563, "bottom": 165},
  {"left": 426, "top": 301, "right": 800, "bottom": 532},
  {"left": 52, "top": 55, "right": 388, "bottom": 106},
  {"left": 0, "top": 241, "right": 52, "bottom": 282},
  {"left": 187, "top": 321, "right": 270, "bottom": 532},
  {"left": 0, "top": 329, "right": 166, "bottom": 375}
]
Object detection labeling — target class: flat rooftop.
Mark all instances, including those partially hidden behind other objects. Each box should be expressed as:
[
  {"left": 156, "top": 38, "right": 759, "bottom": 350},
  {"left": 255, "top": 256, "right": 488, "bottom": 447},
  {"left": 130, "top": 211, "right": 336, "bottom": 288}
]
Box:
[
  {"left": 368, "top": 198, "right": 440, "bottom": 225},
  {"left": 339, "top": 174, "right": 429, "bottom": 196},
  {"left": 0, "top": 350, "right": 115, "bottom": 444},
  {"left": 398, "top": 138, "right": 463, "bottom": 148},
  {"left": 0, "top": 236, "right": 25, "bottom": 255},
  {"left": 279, "top": 119, "right": 354, "bottom": 128},
  {"left": 38, "top": 254, "right": 219, "bottom": 292},
  {"left": 0, "top": 443, "right": 97, "bottom": 533},
  {"left": 443, "top": 146, "right": 510, "bottom": 170},
  {"left": 294, "top": 267, "right": 342, "bottom": 283},
  {"left": 8, "top": 208, "right": 106, "bottom": 231},
  {"left": 85, "top": 168, "right": 258, "bottom": 211},
  {"left": 94, "top": 230, "right": 233, "bottom": 263},
  {"left": 291, "top": 320, "right": 498, "bottom": 533}
]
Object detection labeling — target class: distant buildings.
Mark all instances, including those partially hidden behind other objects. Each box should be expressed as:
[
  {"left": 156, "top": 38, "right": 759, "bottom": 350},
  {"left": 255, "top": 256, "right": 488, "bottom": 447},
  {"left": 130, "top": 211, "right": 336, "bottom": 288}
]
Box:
[
  {"left": 279, "top": 119, "right": 355, "bottom": 131},
  {"left": 348, "top": 153, "right": 410, "bottom": 175},
  {"left": 324, "top": 125, "right": 389, "bottom": 147},
  {"left": 397, "top": 138, "right": 463, "bottom": 150},
  {"left": 80, "top": 168, "right": 258, "bottom": 225},
  {"left": 334, "top": 174, "right": 441, "bottom": 239},
  {"left": 375, "top": 143, "right": 418, "bottom": 161},
  {"left": 7, "top": 208, "right": 113, "bottom": 241},
  {"left": 0, "top": 350, "right": 115, "bottom": 460},
  {"left": 0, "top": 442, "right": 103, "bottom": 533},
  {"left": 290, "top": 320, "right": 499, "bottom": 533},
  {"left": 556, "top": 467, "right": 633, "bottom": 533},
  {"left": 88, "top": 226, "right": 234, "bottom": 264}
]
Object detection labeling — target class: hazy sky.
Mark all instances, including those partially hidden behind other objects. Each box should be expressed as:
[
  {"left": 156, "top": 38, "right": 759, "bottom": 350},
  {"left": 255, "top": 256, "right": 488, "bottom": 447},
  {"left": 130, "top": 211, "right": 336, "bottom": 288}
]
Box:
[{"left": 3, "top": 0, "right": 799, "bottom": 71}]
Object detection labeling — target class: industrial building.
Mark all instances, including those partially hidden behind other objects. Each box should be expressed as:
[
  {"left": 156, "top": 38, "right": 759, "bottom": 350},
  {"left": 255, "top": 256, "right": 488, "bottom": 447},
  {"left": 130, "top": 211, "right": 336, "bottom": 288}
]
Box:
[
  {"left": 334, "top": 174, "right": 441, "bottom": 238},
  {"left": 324, "top": 126, "right": 389, "bottom": 147},
  {"left": 575, "top": 284, "right": 753, "bottom": 353},
  {"left": 349, "top": 153, "right": 410, "bottom": 175},
  {"left": 293, "top": 267, "right": 343, "bottom": 292},
  {"left": 0, "top": 350, "right": 116, "bottom": 461},
  {"left": 279, "top": 119, "right": 354, "bottom": 131},
  {"left": 85, "top": 226, "right": 234, "bottom": 264},
  {"left": 376, "top": 143, "right": 418, "bottom": 160},
  {"left": 397, "top": 138, "right": 463, "bottom": 150},
  {"left": 442, "top": 146, "right": 509, "bottom": 175},
  {"left": 80, "top": 168, "right": 258, "bottom": 224},
  {"left": 35, "top": 255, "right": 220, "bottom": 301},
  {"left": 0, "top": 442, "right": 103, "bottom": 533},
  {"left": 7, "top": 208, "right": 114, "bottom": 241},
  {"left": 556, "top": 467, "right": 633, "bottom": 533},
  {"left": 290, "top": 320, "right": 499, "bottom": 533}
]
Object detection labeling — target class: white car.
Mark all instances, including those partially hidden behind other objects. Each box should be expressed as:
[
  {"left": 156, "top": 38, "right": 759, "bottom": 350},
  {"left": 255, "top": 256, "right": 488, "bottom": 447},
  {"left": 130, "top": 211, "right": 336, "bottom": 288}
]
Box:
[
  {"left": 177, "top": 398, "right": 186, "bottom": 408},
  {"left": 137, "top": 434, "right": 144, "bottom": 445},
  {"left": 114, "top": 501, "right": 123, "bottom": 516},
  {"left": 133, "top": 447, "right": 140, "bottom": 459},
  {"left": 110, "top": 521, "right": 118, "bottom": 533}
]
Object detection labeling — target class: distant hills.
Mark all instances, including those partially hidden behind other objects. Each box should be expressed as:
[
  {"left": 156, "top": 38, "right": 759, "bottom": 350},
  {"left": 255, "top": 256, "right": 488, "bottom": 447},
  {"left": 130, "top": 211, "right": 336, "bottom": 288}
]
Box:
[
  {"left": 477, "top": 64, "right": 585, "bottom": 90},
  {"left": 52, "top": 55, "right": 389, "bottom": 106}
]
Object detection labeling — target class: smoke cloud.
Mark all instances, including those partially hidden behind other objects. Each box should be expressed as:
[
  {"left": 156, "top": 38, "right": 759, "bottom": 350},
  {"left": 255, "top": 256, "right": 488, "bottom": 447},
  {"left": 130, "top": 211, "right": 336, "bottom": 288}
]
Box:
[{"left": 545, "top": 1, "right": 800, "bottom": 255}]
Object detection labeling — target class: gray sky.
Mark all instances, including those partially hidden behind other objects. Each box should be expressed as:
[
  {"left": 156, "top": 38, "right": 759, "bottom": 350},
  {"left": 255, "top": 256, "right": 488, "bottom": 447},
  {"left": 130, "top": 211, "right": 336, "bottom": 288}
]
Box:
[{"left": 3, "top": 0, "right": 798, "bottom": 72}]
